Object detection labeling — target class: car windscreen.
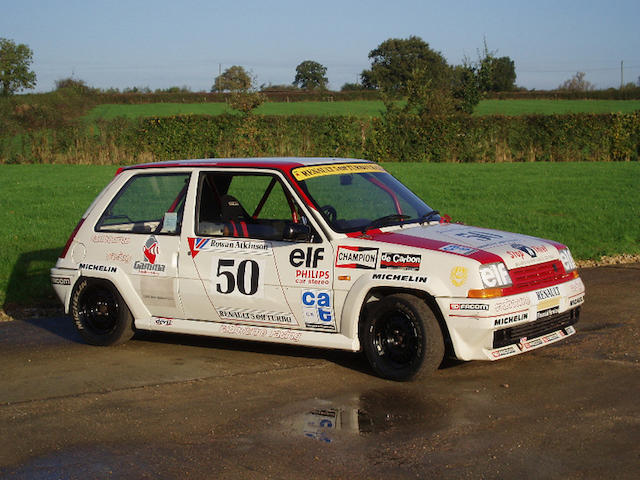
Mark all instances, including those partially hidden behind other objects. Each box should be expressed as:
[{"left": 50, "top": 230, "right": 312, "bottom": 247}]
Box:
[{"left": 291, "top": 163, "right": 438, "bottom": 233}]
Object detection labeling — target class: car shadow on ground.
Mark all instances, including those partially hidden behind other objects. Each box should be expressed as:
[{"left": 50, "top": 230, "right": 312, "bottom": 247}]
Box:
[
  {"left": 133, "top": 328, "right": 377, "bottom": 376},
  {"left": 3, "top": 248, "right": 62, "bottom": 315}
]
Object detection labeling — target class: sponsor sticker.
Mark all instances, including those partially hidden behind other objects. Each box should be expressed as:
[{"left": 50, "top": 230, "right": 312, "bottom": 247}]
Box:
[
  {"left": 537, "top": 306, "right": 560, "bottom": 319},
  {"left": 106, "top": 251, "right": 132, "bottom": 264},
  {"left": 134, "top": 235, "right": 166, "bottom": 275},
  {"left": 336, "top": 246, "right": 378, "bottom": 269},
  {"left": 292, "top": 163, "right": 386, "bottom": 181},
  {"left": 454, "top": 230, "right": 503, "bottom": 243},
  {"left": 217, "top": 308, "right": 295, "bottom": 326},
  {"left": 154, "top": 317, "right": 173, "bottom": 326},
  {"left": 301, "top": 289, "right": 336, "bottom": 331},
  {"left": 505, "top": 244, "right": 551, "bottom": 263},
  {"left": 372, "top": 273, "right": 428, "bottom": 283},
  {"left": 494, "top": 312, "right": 529, "bottom": 327},
  {"left": 535, "top": 286, "right": 561, "bottom": 301},
  {"left": 188, "top": 237, "right": 272, "bottom": 258},
  {"left": 78, "top": 263, "right": 117, "bottom": 273},
  {"left": 91, "top": 234, "right": 131, "bottom": 245},
  {"left": 494, "top": 296, "right": 531, "bottom": 313},
  {"left": 439, "top": 244, "right": 478, "bottom": 256},
  {"left": 51, "top": 276, "right": 71, "bottom": 285},
  {"left": 295, "top": 269, "right": 331, "bottom": 286},
  {"left": 380, "top": 252, "right": 421, "bottom": 270},
  {"left": 219, "top": 324, "right": 302, "bottom": 343},
  {"left": 290, "top": 247, "right": 325, "bottom": 268},
  {"left": 450, "top": 303, "right": 489, "bottom": 311},
  {"left": 491, "top": 346, "right": 518, "bottom": 359},
  {"left": 450, "top": 266, "right": 468, "bottom": 287},
  {"left": 569, "top": 296, "right": 584, "bottom": 307}
]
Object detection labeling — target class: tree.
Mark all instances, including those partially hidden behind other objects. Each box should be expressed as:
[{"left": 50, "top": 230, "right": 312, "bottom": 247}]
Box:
[
  {"left": 558, "top": 72, "right": 594, "bottom": 92},
  {"left": 474, "top": 39, "right": 516, "bottom": 92},
  {"left": 55, "top": 77, "right": 94, "bottom": 94},
  {"left": 451, "top": 65, "right": 480, "bottom": 114},
  {"left": 361, "top": 36, "right": 450, "bottom": 93},
  {"left": 293, "top": 60, "right": 328, "bottom": 90},
  {"left": 478, "top": 56, "right": 516, "bottom": 92},
  {"left": 212, "top": 66, "right": 252, "bottom": 93},
  {"left": 340, "top": 82, "right": 365, "bottom": 92},
  {"left": 0, "top": 38, "right": 36, "bottom": 96}
]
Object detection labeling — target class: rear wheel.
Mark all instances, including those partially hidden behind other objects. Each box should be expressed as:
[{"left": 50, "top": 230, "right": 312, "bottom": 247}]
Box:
[
  {"left": 71, "top": 278, "right": 134, "bottom": 346},
  {"left": 362, "top": 293, "right": 444, "bottom": 381}
]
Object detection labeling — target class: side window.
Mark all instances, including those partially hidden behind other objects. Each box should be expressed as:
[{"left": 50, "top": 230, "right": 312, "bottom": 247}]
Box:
[
  {"left": 96, "top": 173, "right": 190, "bottom": 234},
  {"left": 196, "top": 172, "right": 309, "bottom": 241}
]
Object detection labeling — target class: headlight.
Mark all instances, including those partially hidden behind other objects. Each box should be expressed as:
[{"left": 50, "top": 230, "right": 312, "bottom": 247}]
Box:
[
  {"left": 479, "top": 263, "right": 512, "bottom": 288},
  {"left": 558, "top": 248, "right": 577, "bottom": 272}
]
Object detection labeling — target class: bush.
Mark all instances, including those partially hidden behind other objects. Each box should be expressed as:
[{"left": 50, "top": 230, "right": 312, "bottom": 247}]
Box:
[{"left": 1, "top": 112, "right": 638, "bottom": 164}]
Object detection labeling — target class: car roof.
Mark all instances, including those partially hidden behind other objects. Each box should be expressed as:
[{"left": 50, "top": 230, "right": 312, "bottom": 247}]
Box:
[{"left": 116, "top": 157, "right": 373, "bottom": 175}]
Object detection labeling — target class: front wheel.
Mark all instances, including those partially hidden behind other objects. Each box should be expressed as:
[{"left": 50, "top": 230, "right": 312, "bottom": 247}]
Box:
[
  {"left": 362, "top": 294, "right": 444, "bottom": 381},
  {"left": 71, "top": 278, "right": 134, "bottom": 346}
]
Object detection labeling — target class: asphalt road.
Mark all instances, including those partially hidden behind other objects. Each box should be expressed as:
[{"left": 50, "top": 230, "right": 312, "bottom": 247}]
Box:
[{"left": 1, "top": 265, "right": 639, "bottom": 479}]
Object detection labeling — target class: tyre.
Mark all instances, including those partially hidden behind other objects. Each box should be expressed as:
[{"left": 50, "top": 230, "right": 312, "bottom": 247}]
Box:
[
  {"left": 71, "top": 278, "right": 134, "bottom": 346},
  {"left": 362, "top": 293, "right": 444, "bottom": 381}
]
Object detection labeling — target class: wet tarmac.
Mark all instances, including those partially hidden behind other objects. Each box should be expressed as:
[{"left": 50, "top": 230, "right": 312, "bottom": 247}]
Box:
[{"left": 1, "top": 264, "right": 639, "bottom": 479}]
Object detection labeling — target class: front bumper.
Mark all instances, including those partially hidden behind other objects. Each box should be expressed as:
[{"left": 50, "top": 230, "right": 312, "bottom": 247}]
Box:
[{"left": 437, "top": 276, "right": 585, "bottom": 361}]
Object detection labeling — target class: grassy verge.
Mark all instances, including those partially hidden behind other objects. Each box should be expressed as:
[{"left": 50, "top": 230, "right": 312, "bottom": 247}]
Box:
[
  {"left": 83, "top": 99, "right": 640, "bottom": 121},
  {"left": 1, "top": 162, "right": 638, "bottom": 309}
]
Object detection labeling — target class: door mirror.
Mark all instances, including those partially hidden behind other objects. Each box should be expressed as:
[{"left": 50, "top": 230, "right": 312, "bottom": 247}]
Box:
[{"left": 283, "top": 222, "right": 312, "bottom": 242}]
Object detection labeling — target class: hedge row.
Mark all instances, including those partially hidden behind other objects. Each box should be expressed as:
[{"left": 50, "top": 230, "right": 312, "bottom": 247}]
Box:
[
  {"left": 1, "top": 112, "right": 638, "bottom": 164},
  {"left": 14, "top": 87, "right": 639, "bottom": 108}
]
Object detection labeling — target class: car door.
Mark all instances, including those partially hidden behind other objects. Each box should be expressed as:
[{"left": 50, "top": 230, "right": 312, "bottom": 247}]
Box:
[
  {"left": 179, "top": 170, "right": 303, "bottom": 328},
  {"left": 93, "top": 171, "right": 190, "bottom": 320}
]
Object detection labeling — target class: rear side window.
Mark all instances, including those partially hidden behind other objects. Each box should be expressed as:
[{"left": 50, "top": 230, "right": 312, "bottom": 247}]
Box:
[{"left": 96, "top": 173, "right": 190, "bottom": 234}]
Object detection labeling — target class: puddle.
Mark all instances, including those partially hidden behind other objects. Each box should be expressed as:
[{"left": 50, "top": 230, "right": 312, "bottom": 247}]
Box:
[
  {"left": 297, "top": 407, "right": 372, "bottom": 442},
  {"left": 283, "top": 389, "right": 447, "bottom": 443}
]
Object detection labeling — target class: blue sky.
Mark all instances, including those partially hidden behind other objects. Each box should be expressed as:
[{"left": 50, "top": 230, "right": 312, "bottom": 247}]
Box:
[{"left": 3, "top": 0, "right": 639, "bottom": 92}]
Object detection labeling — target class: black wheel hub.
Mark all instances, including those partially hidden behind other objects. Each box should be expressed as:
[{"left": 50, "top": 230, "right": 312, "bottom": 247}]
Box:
[
  {"left": 374, "top": 311, "right": 420, "bottom": 366},
  {"left": 79, "top": 288, "right": 119, "bottom": 335}
]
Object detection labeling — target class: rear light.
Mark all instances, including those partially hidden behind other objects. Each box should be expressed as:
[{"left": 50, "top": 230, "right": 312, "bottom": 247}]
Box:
[{"left": 59, "top": 218, "right": 85, "bottom": 259}]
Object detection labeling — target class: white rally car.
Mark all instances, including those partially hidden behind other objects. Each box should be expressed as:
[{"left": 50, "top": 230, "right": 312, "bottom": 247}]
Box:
[{"left": 51, "top": 158, "right": 585, "bottom": 381}]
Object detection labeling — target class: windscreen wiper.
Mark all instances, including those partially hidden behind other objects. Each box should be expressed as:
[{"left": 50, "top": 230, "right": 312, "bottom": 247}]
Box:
[
  {"left": 418, "top": 210, "right": 440, "bottom": 224},
  {"left": 363, "top": 214, "right": 412, "bottom": 232}
]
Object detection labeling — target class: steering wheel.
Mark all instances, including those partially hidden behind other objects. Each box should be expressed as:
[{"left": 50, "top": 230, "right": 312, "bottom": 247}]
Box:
[{"left": 320, "top": 205, "right": 337, "bottom": 224}]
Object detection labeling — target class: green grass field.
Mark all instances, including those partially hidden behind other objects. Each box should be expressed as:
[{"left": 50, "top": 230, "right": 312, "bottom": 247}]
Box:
[
  {"left": 84, "top": 99, "right": 640, "bottom": 121},
  {"left": 474, "top": 99, "right": 640, "bottom": 116},
  {"left": 1, "top": 162, "right": 638, "bottom": 309}
]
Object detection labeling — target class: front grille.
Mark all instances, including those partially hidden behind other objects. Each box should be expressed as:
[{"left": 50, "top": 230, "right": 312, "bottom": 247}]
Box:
[
  {"left": 493, "top": 307, "right": 579, "bottom": 348},
  {"left": 503, "top": 260, "right": 573, "bottom": 295}
]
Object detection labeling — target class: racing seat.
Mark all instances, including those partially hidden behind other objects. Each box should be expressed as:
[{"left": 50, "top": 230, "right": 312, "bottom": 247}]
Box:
[{"left": 220, "top": 194, "right": 251, "bottom": 237}]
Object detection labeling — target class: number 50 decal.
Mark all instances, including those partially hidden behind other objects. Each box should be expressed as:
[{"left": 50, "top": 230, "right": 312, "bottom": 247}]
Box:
[{"left": 213, "top": 258, "right": 264, "bottom": 297}]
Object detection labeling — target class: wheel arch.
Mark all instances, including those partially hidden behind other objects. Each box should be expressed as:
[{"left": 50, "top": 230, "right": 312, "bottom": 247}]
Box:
[
  {"left": 339, "top": 278, "right": 452, "bottom": 355},
  {"left": 70, "top": 272, "right": 150, "bottom": 329}
]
